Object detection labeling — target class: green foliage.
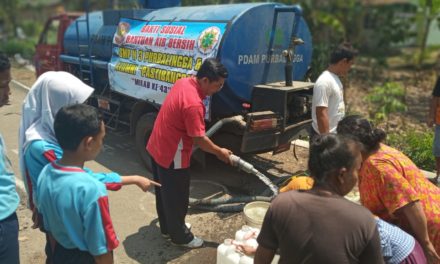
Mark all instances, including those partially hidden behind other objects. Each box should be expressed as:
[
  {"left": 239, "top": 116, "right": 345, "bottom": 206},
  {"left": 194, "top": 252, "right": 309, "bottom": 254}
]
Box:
[
  {"left": 0, "top": 39, "right": 36, "bottom": 60},
  {"left": 416, "top": 0, "right": 440, "bottom": 65},
  {"left": 147, "top": 0, "right": 419, "bottom": 78},
  {"left": 387, "top": 130, "right": 435, "bottom": 171},
  {"left": 20, "top": 21, "right": 44, "bottom": 39},
  {"left": 309, "top": 43, "right": 332, "bottom": 81},
  {"left": 366, "top": 82, "right": 407, "bottom": 127},
  {"left": 0, "top": 0, "right": 20, "bottom": 37},
  {"left": 362, "top": 4, "right": 416, "bottom": 63},
  {"left": 280, "top": 0, "right": 348, "bottom": 80}
]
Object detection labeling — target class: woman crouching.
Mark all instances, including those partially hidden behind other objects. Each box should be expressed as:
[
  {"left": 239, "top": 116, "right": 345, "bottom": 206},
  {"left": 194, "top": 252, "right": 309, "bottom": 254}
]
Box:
[{"left": 254, "top": 134, "right": 383, "bottom": 264}]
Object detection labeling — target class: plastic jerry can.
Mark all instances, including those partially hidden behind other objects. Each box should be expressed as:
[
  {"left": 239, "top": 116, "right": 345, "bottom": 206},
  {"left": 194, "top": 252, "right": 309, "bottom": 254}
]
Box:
[
  {"left": 239, "top": 255, "right": 254, "bottom": 264},
  {"left": 217, "top": 239, "right": 241, "bottom": 264},
  {"left": 235, "top": 225, "right": 258, "bottom": 242}
]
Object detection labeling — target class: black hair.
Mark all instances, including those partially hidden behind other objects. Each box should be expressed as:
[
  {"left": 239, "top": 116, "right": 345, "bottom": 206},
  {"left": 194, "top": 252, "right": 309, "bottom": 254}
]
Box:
[
  {"left": 308, "top": 134, "right": 360, "bottom": 184},
  {"left": 196, "top": 58, "right": 228, "bottom": 82},
  {"left": 329, "top": 42, "right": 358, "bottom": 64},
  {"left": 337, "top": 115, "right": 386, "bottom": 153},
  {"left": 0, "top": 53, "right": 11, "bottom": 73},
  {"left": 54, "top": 104, "right": 103, "bottom": 151}
]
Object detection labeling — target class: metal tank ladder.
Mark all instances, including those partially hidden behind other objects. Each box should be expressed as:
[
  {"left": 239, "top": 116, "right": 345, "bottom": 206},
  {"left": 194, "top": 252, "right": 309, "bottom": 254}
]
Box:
[
  {"left": 262, "top": 5, "right": 304, "bottom": 85},
  {"left": 74, "top": 1, "right": 124, "bottom": 130},
  {"left": 75, "top": 1, "right": 95, "bottom": 87},
  {"left": 94, "top": 86, "right": 125, "bottom": 130}
]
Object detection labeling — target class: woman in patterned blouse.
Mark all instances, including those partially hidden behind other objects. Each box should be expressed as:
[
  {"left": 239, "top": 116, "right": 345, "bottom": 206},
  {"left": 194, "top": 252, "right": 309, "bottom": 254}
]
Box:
[{"left": 337, "top": 115, "right": 440, "bottom": 264}]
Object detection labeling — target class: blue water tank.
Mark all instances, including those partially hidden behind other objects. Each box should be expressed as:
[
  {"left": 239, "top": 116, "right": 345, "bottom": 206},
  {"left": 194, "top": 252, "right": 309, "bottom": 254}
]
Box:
[
  {"left": 63, "top": 3, "right": 312, "bottom": 117},
  {"left": 63, "top": 9, "right": 153, "bottom": 61},
  {"left": 138, "top": 0, "right": 181, "bottom": 8},
  {"left": 139, "top": 3, "right": 312, "bottom": 116}
]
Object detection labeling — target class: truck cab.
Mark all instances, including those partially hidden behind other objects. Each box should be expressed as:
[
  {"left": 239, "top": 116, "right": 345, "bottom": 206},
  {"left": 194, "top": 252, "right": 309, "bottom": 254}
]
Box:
[{"left": 34, "top": 13, "right": 80, "bottom": 76}]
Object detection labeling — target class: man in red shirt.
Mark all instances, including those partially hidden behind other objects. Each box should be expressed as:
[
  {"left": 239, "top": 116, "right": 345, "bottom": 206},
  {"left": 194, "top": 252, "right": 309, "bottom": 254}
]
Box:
[{"left": 147, "top": 58, "right": 231, "bottom": 248}]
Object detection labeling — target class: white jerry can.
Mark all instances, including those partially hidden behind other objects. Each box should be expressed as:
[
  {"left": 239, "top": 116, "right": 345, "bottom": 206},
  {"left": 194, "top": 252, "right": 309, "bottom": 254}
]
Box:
[{"left": 217, "top": 226, "right": 280, "bottom": 264}]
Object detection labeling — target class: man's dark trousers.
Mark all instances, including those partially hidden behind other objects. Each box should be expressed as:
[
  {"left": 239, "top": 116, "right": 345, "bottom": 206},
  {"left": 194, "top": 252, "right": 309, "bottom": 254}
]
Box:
[{"left": 152, "top": 159, "right": 193, "bottom": 244}]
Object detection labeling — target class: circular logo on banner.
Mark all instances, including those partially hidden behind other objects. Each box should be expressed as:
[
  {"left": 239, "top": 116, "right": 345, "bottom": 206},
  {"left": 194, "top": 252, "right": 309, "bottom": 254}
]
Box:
[
  {"left": 197, "top": 27, "right": 221, "bottom": 55},
  {"left": 114, "top": 22, "right": 130, "bottom": 45}
]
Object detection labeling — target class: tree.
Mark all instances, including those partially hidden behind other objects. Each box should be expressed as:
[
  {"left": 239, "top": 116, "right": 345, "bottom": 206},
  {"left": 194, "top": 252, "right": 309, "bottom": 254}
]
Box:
[
  {"left": 417, "top": 0, "right": 440, "bottom": 66},
  {"left": 0, "top": 0, "right": 21, "bottom": 37}
]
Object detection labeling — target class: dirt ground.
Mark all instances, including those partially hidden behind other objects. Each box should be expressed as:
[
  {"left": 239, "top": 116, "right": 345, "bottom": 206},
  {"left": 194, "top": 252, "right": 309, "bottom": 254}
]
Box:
[
  {"left": 345, "top": 60, "right": 437, "bottom": 132},
  {"left": 11, "top": 65, "right": 36, "bottom": 87}
]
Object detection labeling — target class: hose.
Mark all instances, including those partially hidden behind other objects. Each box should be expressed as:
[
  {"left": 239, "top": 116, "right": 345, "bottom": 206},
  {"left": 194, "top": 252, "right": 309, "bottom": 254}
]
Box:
[
  {"left": 191, "top": 179, "right": 229, "bottom": 195},
  {"left": 192, "top": 115, "right": 245, "bottom": 154},
  {"left": 260, "top": 176, "right": 290, "bottom": 196},
  {"left": 188, "top": 119, "right": 282, "bottom": 212},
  {"left": 189, "top": 195, "right": 272, "bottom": 206},
  {"left": 229, "top": 154, "right": 279, "bottom": 197},
  {"left": 188, "top": 179, "right": 274, "bottom": 212},
  {"left": 190, "top": 203, "right": 246, "bottom": 213},
  {"left": 205, "top": 115, "right": 245, "bottom": 138}
]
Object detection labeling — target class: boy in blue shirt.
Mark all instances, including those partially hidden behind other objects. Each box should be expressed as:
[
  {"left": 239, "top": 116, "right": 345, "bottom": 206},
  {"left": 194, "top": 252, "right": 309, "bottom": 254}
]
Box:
[
  {"left": 19, "top": 72, "right": 156, "bottom": 263},
  {"left": 0, "top": 52, "right": 20, "bottom": 264},
  {"left": 37, "top": 104, "right": 160, "bottom": 263}
]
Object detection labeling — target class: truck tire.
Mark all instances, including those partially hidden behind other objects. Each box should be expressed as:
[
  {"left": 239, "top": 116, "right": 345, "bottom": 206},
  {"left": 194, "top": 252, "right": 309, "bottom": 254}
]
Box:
[{"left": 135, "top": 112, "right": 157, "bottom": 172}]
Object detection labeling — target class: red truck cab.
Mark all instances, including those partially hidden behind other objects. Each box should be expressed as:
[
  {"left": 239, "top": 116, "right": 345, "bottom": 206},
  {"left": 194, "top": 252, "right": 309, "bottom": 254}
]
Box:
[{"left": 34, "top": 13, "right": 81, "bottom": 76}]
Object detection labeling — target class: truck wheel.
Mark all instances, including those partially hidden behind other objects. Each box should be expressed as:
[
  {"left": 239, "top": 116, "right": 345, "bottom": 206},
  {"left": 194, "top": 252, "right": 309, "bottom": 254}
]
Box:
[{"left": 135, "top": 112, "right": 157, "bottom": 172}]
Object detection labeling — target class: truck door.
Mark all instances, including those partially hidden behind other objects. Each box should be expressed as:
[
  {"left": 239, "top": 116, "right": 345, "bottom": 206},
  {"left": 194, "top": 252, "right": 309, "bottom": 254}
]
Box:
[{"left": 34, "top": 14, "right": 75, "bottom": 76}]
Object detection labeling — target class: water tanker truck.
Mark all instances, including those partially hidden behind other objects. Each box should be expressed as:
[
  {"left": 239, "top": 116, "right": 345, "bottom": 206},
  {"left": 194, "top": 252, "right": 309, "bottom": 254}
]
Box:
[{"left": 34, "top": 0, "right": 314, "bottom": 171}]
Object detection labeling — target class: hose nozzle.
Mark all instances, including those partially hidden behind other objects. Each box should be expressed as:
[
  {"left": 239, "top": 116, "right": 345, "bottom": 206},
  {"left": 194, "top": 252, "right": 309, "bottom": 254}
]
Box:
[{"left": 229, "top": 154, "right": 256, "bottom": 174}]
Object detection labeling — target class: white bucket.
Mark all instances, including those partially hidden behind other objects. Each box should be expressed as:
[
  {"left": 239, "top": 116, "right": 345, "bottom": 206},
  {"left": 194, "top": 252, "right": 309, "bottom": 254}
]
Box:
[{"left": 242, "top": 201, "right": 270, "bottom": 228}]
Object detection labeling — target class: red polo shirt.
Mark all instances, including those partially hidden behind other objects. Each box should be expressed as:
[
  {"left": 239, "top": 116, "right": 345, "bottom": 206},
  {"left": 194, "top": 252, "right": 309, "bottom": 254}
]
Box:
[{"left": 147, "top": 77, "right": 206, "bottom": 169}]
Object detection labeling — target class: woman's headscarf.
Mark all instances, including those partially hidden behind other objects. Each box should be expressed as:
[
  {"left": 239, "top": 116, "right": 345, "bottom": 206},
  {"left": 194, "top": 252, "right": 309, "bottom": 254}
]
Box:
[{"left": 18, "top": 71, "right": 94, "bottom": 176}]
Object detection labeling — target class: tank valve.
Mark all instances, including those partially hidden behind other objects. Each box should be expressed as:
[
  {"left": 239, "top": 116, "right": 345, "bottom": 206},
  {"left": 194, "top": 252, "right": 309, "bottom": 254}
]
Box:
[
  {"left": 229, "top": 154, "right": 257, "bottom": 174},
  {"left": 282, "top": 49, "right": 293, "bottom": 87},
  {"left": 283, "top": 37, "right": 305, "bottom": 87}
]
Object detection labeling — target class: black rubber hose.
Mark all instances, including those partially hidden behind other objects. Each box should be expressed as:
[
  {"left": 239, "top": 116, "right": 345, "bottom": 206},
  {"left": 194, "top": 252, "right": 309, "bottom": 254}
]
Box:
[
  {"left": 190, "top": 203, "right": 246, "bottom": 212},
  {"left": 189, "top": 195, "right": 272, "bottom": 206}
]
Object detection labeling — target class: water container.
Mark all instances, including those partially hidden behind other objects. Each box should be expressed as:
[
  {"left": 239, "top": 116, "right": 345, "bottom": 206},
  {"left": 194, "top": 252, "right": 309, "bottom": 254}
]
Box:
[
  {"left": 226, "top": 250, "right": 242, "bottom": 264},
  {"left": 239, "top": 255, "right": 254, "bottom": 264},
  {"left": 243, "top": 201, "right": 270, "bottom": 228},
  {"left": 217, "top": 239, "right": 234, "bottom": 264},
  {"left": 244, "top": 238, "right": 258, "bottom": 249},
  {"left": 235, "top": 225, "right": 260, "bottom": 242},
  {"left": 217, "top": 239, "right": 241, "bottom": 264},
  {"left": 234, "top": 225, "right": 247, "bottom": 242},
  {"left": 217, "top": 226, "right": 281, "bottom": 264}
]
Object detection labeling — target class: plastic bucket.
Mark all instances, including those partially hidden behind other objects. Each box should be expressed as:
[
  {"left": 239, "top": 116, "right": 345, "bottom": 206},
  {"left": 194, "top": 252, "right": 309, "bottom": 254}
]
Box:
[{"left": 243, "top": 201, "right": 270, "bottom": 228}]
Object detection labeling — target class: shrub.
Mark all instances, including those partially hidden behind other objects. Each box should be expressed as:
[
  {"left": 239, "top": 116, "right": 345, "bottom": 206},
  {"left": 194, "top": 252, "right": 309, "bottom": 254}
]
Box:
[
  {"left": 0, "top": 39, "right": 36, "bottom": 60},
  {"left": 20, "top": 21, "right": 44, "bottom": 39},
  {"left": 366, "top": 82, "right": 407, "bottom": 131},
  {"left": 387, "top": 130, "right": 435, "bottom": 171}
]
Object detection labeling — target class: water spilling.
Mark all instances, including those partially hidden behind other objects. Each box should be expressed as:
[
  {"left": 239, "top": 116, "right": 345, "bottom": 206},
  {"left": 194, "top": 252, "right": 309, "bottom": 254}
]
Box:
[
  {"left": 254, "top": 171, "right": 279, "bottom": 197},
  {"left": 229, "top": 154, "right": 279, "bottom": 197}
]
